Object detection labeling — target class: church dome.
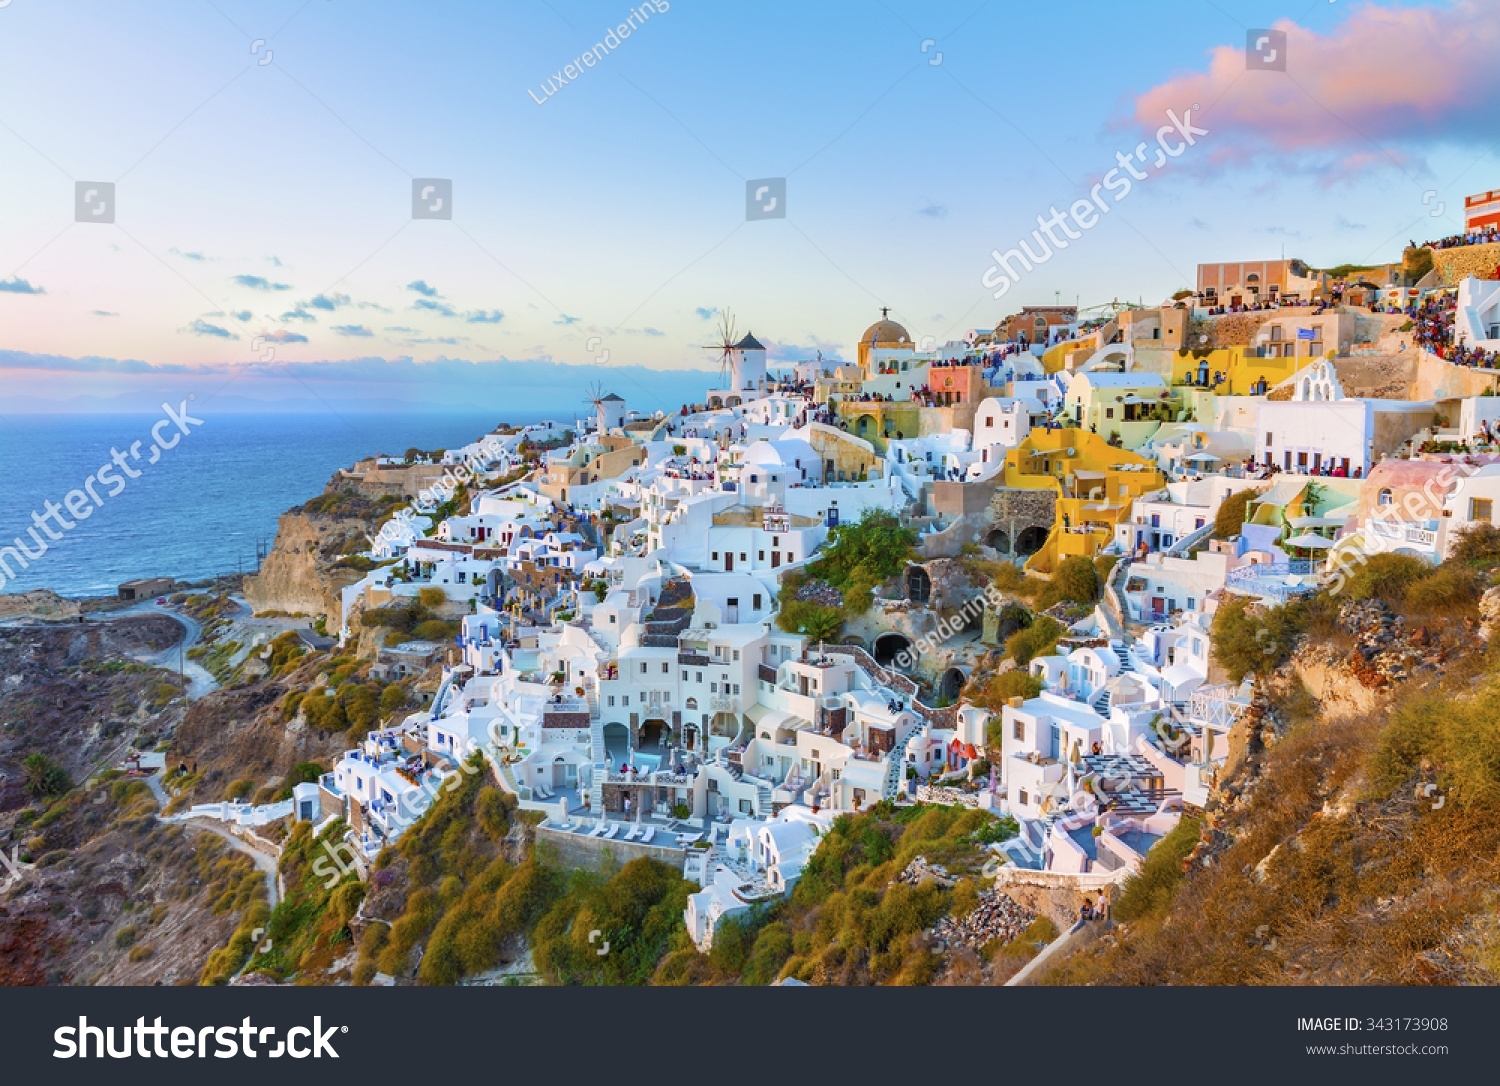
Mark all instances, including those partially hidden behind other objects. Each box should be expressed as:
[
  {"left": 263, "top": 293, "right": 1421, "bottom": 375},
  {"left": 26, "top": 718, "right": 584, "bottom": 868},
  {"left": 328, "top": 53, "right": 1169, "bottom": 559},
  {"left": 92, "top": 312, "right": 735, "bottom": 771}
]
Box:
[{"left": 861, "top": 314, "right": 910, "bottom": 346}]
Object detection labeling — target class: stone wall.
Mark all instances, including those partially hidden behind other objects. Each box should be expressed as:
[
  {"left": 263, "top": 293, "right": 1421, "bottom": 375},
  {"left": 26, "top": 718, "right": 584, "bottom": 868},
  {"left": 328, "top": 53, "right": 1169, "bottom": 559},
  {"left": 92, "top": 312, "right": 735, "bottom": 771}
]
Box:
[
  {"left": 985, "top": 488, "right": 1057, "bottom": 555},
  {"left": 534, "top": 825, "right": 687, "bottom": 873},
  {"left": 1431, "top": 242, "right": 1500, "bottom": 286}
]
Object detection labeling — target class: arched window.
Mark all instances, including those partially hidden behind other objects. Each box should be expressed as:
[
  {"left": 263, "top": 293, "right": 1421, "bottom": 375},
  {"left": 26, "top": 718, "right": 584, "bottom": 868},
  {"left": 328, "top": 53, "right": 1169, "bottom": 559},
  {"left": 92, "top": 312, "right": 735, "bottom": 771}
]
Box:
[{"left": 1378, "top": 488, "right": 1393, "bottom": 506}]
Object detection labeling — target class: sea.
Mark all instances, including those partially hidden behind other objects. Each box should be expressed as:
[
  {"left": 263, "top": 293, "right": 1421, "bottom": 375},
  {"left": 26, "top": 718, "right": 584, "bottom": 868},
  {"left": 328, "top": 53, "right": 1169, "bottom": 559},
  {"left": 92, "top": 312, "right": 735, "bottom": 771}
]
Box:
[{"left": 0, "top": 410, "right": 557, "bottom": 599}]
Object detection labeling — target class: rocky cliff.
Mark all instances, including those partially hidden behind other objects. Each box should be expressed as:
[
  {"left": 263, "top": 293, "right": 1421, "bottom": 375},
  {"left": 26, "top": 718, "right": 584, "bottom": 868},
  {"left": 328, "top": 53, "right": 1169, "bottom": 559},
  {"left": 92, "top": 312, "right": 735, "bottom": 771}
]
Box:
[{"left": 243, "top": 511, "right": 369, "bottom": 628}]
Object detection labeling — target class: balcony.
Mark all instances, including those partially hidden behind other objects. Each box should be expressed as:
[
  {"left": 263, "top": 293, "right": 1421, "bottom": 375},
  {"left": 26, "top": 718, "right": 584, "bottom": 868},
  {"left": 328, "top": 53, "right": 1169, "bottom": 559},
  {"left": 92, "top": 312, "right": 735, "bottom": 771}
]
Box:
[{"left": 542, "top": 694, "right": 592, "bottom": 729}]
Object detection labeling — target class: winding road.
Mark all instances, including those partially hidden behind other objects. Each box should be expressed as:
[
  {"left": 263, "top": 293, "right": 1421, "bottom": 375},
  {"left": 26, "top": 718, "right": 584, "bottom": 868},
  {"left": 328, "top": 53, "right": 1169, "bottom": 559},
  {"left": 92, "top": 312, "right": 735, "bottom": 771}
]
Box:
[{"left": 83, "top": 600, "right": 220, "bottom": 700}]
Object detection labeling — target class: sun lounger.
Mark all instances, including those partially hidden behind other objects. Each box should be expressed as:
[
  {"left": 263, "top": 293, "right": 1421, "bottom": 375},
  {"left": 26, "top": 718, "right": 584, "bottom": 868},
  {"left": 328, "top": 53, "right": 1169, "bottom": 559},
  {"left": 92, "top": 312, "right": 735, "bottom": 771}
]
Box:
[
  {"left": 639, "top": 826, "right": 656, "bottom": 844},
  {"left": 589, "top": 821, "right": 607, "bottom": 838},
  {"left": 623, "top": 824, "right": 641, "bottom": 841},
  {"left": 677, "top": 832, "right": 701, "bottom": 845},
  {"left": 603, "top": 823, "right": 620, "bottom": 839}
]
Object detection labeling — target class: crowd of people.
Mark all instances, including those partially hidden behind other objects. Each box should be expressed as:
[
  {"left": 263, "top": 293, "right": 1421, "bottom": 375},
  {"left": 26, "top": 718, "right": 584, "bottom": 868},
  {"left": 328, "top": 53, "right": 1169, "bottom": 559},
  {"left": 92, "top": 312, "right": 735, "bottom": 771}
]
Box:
[
  {"left": 1247, "top": 458, "right": 1363, "bottom": 480},
  {"left": 1416, "top": 225, "right": 1500, "bottom": 250}
]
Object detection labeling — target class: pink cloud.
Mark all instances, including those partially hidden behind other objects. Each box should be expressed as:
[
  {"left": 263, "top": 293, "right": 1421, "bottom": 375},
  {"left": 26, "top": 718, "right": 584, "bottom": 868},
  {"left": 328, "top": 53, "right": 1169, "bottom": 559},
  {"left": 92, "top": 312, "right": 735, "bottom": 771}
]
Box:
[{"left": 1131, "top": 3, "right": 1500, "bottom": 163}]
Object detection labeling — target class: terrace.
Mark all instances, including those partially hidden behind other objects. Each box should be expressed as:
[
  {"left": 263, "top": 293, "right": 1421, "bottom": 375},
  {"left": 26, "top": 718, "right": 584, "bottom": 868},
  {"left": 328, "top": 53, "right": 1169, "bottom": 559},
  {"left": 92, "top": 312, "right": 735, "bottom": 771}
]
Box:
[{"left": 1224, "top": 560, "right": 1321, "bottom": 603}]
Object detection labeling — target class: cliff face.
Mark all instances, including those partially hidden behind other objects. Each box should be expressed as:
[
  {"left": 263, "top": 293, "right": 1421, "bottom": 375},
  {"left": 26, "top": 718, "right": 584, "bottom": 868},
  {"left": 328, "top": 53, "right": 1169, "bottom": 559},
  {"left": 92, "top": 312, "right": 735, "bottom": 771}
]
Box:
[{"left": 242, "top": 511, "right": 365, "bottom": 627}]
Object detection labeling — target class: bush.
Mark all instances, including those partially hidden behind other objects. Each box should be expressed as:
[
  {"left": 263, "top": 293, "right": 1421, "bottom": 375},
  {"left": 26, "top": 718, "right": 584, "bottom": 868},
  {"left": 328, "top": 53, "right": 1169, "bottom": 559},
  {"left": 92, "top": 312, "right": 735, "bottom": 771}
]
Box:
[
  {"left": 418, "top": 587, "right": 447, "bottom": 608},
  {"left": 1034, "top": 556, "right": 1099, "bottom": 610},
  {"left": 1006, "top": 616, "right": 1064, "bottom": 667},
  {"left": 972, "top": 669, "right": 1043, "bottom": 715},
  {"left": 380, "top": 684, "right": 408, "bottom": 713},
  {"left": 115, "top": 925, "right": 139, "bottom": 949},
  {"left": 225, "top": 779, "right": 254, "bottom": 801},
  {"left": 810, "top": 509, "right": 918, "bottom": 589},
  {"left": 1214, "top": 488, "right": 1257, "bottom": 537},
  {"left": 1338, "top": 552, "right": 1429, "bottom": 603},
  {"left": 776, "top": 600, "right": 843, "bottom": 642},
  {"left": 1448, "top": 522, "right": 1500, "bottom": 565},
  {"left": 1404, "top": 565, "right": 1481, "bottom": 611},
  {"left": 1112, "top": 816, "right": 1202, "bottom": 923}
]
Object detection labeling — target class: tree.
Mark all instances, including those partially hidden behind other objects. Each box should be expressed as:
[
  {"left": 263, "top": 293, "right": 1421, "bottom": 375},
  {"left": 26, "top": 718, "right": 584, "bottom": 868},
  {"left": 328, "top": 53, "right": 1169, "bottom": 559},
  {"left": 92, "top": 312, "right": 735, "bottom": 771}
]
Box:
[
  {"left": 23, "top": 753, "right": 68, "bottom": 798},
  {"left": 812, "top": 509, "right": 918, "bottom": 588}
]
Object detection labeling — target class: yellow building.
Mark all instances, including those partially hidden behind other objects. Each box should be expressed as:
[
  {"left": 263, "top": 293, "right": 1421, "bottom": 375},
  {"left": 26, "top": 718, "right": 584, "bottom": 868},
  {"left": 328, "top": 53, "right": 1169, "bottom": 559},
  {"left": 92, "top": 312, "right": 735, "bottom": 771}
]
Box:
[
  {"left": 1000, "top": 427, "right": 1166, "bottom": 574},
  {"left": 1041, "top": 338, "right": 1093, "bottom": 373},
  {"left": 1171, "top": 346, "right": 1305, "bottom": 397}
]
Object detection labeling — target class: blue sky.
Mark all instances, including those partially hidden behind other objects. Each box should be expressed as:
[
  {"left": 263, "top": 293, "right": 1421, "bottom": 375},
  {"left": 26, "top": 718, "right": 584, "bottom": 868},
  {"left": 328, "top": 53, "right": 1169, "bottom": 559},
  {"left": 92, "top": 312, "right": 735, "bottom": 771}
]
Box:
[{"left": 1, "top": 0, "right": 1495, "bottom": 411}]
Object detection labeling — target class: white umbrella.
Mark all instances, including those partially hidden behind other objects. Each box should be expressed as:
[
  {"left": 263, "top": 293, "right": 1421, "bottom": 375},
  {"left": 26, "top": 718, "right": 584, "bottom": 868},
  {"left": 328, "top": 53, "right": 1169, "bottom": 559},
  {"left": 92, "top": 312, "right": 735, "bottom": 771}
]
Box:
[{"left": 1284, "top": 533, "right": 1332, "bottom": 549}]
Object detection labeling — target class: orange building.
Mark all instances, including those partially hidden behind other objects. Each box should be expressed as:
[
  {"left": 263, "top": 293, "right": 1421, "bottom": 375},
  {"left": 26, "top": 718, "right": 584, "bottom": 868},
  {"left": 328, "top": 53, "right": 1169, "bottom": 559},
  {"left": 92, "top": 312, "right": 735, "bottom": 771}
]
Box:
[{"left": 1466, "top": 190, "right": 1500, "bottom": 232}]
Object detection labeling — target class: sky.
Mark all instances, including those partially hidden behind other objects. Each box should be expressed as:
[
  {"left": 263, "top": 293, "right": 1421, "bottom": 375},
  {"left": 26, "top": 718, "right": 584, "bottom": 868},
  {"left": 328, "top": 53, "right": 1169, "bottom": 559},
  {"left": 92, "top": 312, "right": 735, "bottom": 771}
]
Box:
[{"left": 1, "top": 0, "right": 1497, "bottom": 414}]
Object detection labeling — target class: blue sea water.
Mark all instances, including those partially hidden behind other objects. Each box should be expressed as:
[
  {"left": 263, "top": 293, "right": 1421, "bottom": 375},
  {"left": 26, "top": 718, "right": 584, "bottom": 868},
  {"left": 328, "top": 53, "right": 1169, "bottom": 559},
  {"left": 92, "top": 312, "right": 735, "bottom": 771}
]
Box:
[{"left": 0, "top": 409, "right": 553, "bottom": 598}]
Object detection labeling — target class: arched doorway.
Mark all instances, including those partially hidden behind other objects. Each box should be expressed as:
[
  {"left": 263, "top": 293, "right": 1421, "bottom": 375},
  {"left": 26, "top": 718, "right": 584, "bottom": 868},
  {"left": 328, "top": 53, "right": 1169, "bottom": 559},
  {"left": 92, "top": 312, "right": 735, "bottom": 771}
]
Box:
[
  {"left": 940, "top": 667, "right": 966, "bottom": 702},
  {"left": 1015, "top": 525, "right": 1048, "bottom": 557},
  {"left": 602, "top": 722, "right": 629, "bottom": 765},
  {"left": 639, "top": 718, "right": 666, "bottom": 751},
  {"left": 874, "top": 633, "right": 913, "bottom": 670},
  {"left": 709, "top": 711, "right": 739, "bottom": 739},
  {"left": 985, "top": 528, "right": 1010, "bottom": 554},
  {"left": 905, "top": 565, "right": 931, "bottom": 604},
  {"left": 996, "top": 603, "right": 1031, "bottom": 641}
]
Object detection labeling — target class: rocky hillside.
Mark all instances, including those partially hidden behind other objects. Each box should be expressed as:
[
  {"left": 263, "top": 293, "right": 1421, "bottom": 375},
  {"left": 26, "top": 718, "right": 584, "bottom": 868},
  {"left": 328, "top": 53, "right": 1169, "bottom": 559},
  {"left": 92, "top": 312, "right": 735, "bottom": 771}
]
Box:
[
  {"left": 0, "top": 616, "right": 185, "bottom": 806},
  {"left": 1037, "top": 554, "right": 1500, "bottom": 986},
  {"left": 244, "top": 480, "right": 407, "bottom": 627}
]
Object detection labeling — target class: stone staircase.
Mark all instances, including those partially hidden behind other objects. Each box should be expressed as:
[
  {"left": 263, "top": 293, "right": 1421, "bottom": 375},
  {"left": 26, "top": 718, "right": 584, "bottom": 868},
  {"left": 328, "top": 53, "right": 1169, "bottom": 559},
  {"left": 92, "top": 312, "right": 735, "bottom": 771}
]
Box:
[
  {"left": 756, "top": 782, "right": 772, "bottom": 814},
  {"left": 1093, "top": 689, "right": 1112, "bottom": 714},
  {"left": 884, "top": 730, "right": 916, "bottom": 798}
]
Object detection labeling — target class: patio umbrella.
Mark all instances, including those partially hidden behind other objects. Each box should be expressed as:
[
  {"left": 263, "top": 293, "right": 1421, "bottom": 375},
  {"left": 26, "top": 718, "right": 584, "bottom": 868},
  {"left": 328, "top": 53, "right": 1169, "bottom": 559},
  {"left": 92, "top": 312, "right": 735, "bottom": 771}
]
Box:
[{"left": 1283, "top": 533, "right": 1332, "bottom": 549}]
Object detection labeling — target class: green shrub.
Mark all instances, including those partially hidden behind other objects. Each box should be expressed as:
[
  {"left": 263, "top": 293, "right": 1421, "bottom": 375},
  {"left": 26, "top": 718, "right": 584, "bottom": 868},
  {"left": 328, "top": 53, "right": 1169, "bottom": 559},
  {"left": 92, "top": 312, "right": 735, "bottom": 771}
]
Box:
[
  {"left": 1215, "top": 488, "right": 1257, "bottom": 538},
  {"left": 1450, "top": 522, "right": 1500, "bottom": 564},
  {"left": 1404, "top": 565, "right": 1480, "bottom": 611},
  {"left": 1112, "top": 816, "right": 1202, "bottom": 923},
  {"left": 1338, "top": 552, "right": 1429, "bottom": 603},
  {"left": 418, "top": 587, "right": 447, "bottom": 608},
  {"left": 1006, "top": 616, "right": 1064, "bottom": 666},
  {"left": 115, "top": 925, "right": 139, "bottom": 949},
  {"left": 1034, "top": 556, "right": 1099, "bottom": 610},
  {"left": 380, "top": 684, "right": 408, "bottom": 713},
  {"left": 22, "top": 753, "right": 69, "bottom": 799},
  {"left": 225, "top": 779, "right": 254, "bottom": 801}
]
